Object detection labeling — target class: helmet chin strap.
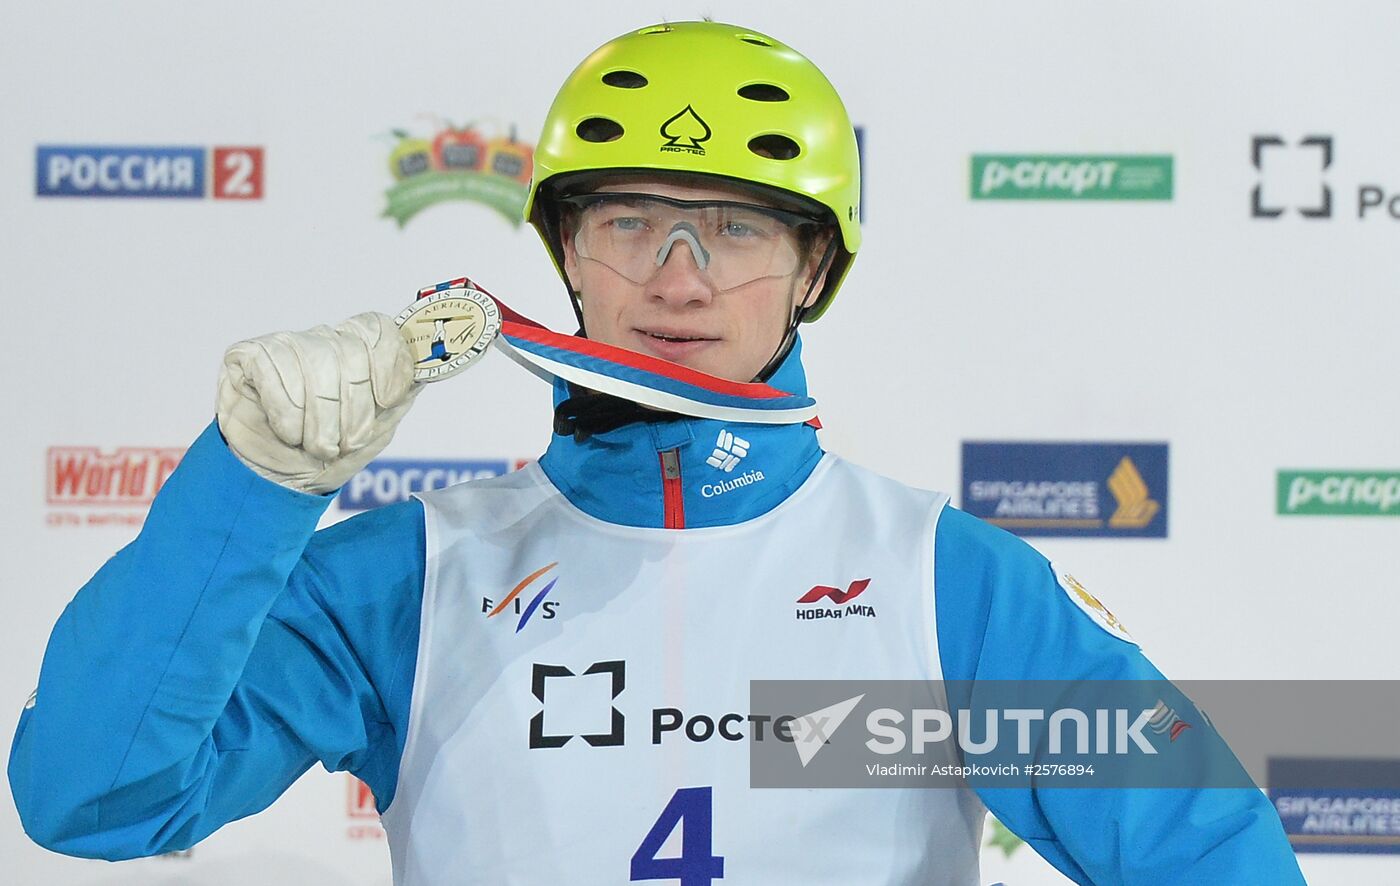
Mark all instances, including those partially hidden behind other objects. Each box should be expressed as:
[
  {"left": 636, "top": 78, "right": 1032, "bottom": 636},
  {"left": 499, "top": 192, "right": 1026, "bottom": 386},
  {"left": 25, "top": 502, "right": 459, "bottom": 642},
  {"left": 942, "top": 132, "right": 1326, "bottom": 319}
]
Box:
[{"left": 754, "top": 237, "right": 837, "bottom": 383}]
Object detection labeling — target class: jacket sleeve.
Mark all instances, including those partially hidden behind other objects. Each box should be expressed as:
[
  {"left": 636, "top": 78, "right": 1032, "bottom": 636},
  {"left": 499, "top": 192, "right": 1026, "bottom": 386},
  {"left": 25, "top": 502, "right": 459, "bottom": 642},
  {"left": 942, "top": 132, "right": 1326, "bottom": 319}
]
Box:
[
  {"left": 932, "top": 505, "right": 1304, "bottom": 885},
  {"left": 8, "top": 421, "right": 425, "bottom": 860}
]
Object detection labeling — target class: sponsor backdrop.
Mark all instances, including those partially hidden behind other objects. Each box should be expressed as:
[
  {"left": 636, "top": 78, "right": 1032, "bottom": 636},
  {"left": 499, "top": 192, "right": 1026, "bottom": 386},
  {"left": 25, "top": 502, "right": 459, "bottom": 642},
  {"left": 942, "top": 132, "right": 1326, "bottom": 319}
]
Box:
[{"left": 2, "top": 1, "right": 1395, "bottom": 883}]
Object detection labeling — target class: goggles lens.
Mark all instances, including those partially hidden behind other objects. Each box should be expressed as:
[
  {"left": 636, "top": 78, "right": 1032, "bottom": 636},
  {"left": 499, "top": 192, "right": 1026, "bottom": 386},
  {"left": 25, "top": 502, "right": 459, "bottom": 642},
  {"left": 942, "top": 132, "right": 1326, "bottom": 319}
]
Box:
[{"left": 563, "top": 193, "right": 824, "bottom": 292}]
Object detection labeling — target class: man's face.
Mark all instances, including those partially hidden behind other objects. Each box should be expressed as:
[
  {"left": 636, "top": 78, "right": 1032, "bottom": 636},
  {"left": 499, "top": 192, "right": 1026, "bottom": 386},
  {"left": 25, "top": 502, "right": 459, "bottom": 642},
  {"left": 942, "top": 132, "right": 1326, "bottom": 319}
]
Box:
[{"left": 561, "top": 177, "right": 830, "bottom": 382}]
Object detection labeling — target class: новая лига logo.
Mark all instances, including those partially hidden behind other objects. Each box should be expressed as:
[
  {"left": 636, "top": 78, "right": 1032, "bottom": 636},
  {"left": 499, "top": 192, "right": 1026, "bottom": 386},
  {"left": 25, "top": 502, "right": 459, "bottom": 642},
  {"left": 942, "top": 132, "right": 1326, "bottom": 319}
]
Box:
[{"left": 961, "top": 442, "right": 1169, "bottom": 538}]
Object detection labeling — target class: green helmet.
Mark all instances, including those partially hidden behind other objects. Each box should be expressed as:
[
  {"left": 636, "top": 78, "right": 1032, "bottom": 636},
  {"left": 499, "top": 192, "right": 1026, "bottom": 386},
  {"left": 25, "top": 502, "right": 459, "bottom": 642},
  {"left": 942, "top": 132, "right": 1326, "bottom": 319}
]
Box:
[{"left": 526, "top": 21, "right": 860, "bottom": 321}]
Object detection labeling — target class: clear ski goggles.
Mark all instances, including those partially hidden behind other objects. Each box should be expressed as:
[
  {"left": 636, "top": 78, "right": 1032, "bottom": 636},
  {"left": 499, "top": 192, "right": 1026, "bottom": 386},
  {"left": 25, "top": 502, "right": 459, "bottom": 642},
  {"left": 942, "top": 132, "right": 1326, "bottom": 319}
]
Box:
[{"left": 559, "top": 192, "right": 828, "bottom": 292}]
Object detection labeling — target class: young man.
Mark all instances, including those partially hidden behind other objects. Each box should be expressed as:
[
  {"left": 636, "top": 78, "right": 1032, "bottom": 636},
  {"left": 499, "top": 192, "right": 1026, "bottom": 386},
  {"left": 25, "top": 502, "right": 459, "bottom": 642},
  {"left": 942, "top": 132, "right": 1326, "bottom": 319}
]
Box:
[{"left": 10, "top": 21, "right": 1303, "bottom": 885}]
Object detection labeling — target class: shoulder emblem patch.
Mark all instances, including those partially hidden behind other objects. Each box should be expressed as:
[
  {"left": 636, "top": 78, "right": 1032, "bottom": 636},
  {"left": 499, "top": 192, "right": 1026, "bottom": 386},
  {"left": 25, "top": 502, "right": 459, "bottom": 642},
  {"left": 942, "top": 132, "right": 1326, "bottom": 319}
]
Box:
[{"left": 1053, "top": 564, "right": 1136, "bottom": 645}]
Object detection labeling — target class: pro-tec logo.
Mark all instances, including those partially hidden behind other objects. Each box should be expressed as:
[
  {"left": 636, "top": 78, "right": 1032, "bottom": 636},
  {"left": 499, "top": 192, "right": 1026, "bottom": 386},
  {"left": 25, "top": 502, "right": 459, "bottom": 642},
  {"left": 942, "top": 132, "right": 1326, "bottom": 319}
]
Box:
[
  {"left": 482, "top": 563, "right": 562, "bottom": 632},
  {"left": 1251, "top": 135, "right": 1332, "bottom": 219},
  {"left": 529, "top": 660, "right": 626, "bottom": 749},
  {"left": 35, "top": 146, "right": 263, "bottom": 199},
  {"left": 381, "top": 118, "right": 533, "bottom": 227},
  {"left": 796, "top": 579, "right": 876, "bottom": 621},
  {"left": 706, "top": 429, "right": 749, "bottom": 472},
  {"left": 659, "top": 105, "right": 711, "bottom": 155},
  {"left": 962, "top": 442, "right": 1169, "bottom": 538},
  {"left": 337, "top": 458, "right": 521, "bottom": 511}
]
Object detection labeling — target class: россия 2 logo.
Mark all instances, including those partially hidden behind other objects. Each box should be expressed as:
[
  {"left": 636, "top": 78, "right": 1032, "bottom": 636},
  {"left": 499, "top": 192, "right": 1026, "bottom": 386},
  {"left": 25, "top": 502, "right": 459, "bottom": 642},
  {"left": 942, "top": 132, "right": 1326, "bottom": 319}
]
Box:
[{"left": 35, "top": 145, "right": 263, "bottom": 199}]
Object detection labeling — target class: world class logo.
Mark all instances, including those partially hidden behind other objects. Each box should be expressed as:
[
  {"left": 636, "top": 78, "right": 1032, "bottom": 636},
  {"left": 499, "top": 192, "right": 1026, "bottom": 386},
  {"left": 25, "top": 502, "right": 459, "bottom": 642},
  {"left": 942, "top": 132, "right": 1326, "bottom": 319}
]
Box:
[{"left": 961, "top": 442, "right": 1169, "bottom": 538}]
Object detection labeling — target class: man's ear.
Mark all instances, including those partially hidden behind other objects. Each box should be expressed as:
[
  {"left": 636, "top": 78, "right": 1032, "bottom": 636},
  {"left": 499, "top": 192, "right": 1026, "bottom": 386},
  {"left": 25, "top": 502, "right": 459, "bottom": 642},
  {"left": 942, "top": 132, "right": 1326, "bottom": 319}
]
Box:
[
  {"left": 797, "top": 231, "right": 836, "bottom": 309},
  {"left": 561, "top": 226, "right": 582, "bottom": 293}
]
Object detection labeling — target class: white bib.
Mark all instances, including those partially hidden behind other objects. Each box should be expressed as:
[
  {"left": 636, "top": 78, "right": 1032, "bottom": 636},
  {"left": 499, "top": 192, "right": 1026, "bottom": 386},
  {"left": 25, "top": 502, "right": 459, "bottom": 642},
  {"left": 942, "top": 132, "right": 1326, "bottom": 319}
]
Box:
[{"left": 382, "top": 456, "right": 985, "bottom": 885}]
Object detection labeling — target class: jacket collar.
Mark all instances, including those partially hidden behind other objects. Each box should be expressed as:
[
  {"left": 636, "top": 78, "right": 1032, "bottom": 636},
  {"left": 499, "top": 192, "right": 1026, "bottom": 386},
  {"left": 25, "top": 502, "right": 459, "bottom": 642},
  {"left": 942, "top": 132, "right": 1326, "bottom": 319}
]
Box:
[{"left": 537, "top": 338, "right": 823, "bottom": 529}]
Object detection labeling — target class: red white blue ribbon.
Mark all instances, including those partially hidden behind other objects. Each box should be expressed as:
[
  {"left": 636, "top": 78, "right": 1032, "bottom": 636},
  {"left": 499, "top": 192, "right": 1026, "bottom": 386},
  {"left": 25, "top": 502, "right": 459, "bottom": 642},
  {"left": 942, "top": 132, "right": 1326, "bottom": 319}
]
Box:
[{"left": 416, "top": 277, "right": 819, "bottom": 425}]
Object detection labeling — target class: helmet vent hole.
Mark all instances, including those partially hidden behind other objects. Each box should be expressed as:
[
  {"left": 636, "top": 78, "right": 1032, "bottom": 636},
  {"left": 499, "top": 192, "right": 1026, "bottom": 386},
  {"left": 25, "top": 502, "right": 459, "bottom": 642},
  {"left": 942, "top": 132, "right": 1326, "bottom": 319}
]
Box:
[
  {"left": 602, "top": 70, "right": 648, "bottom": 89},
  {"left": 576, "top": 117, "right": 625, "bottom": 143},
  {"left": 748, "top": 134, "right": 801, "bottom": 161},
  {"left": 738, "top": 35, "right": 772, "bottom": 47},
  {"left": 737, "top": 83, "right": 789, "bottom": 102}
]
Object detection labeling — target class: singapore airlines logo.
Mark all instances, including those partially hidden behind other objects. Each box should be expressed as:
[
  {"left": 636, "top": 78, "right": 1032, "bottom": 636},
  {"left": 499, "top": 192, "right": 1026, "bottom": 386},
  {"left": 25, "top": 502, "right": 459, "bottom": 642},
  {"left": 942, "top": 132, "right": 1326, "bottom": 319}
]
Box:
[{"left": 1107, "top": 457, "right": 1160, "bottom": 529}]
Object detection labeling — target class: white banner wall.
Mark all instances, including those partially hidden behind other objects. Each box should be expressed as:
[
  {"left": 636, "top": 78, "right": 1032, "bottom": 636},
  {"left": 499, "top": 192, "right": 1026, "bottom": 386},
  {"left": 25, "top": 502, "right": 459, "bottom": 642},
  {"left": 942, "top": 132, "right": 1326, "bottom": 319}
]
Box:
[{"left": 1, "top": 2, "right": 1395, "bottom": 883}]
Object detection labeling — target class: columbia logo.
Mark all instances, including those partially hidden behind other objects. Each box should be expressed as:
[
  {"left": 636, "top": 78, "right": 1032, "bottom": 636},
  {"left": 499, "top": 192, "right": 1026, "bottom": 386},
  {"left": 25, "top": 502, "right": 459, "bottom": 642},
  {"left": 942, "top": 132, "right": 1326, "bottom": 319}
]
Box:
[{"left": 706, "top": 430, "right": 749, "bottom": 473}]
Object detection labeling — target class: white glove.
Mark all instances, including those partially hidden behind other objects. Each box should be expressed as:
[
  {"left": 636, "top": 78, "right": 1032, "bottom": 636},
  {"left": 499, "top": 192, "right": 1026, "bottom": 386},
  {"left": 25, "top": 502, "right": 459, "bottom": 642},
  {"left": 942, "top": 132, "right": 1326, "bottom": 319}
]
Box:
[{"left": 216, "top": 312, "right": 421, "bottom": 494}]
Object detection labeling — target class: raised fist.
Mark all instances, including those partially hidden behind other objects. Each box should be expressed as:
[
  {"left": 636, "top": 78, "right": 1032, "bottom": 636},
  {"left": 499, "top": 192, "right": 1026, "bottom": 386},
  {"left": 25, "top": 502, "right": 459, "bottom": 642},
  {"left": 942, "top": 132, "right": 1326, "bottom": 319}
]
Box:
[{"left": 216, "top": 312, "right": 420, "bottom": 494}]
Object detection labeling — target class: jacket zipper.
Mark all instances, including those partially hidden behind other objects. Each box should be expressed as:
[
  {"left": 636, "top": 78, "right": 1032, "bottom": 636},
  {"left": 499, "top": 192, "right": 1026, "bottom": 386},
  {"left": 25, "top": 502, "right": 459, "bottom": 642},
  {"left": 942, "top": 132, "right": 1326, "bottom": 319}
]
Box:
[{"left": 659, "top": 448, "right": 685, "bottom": 529}]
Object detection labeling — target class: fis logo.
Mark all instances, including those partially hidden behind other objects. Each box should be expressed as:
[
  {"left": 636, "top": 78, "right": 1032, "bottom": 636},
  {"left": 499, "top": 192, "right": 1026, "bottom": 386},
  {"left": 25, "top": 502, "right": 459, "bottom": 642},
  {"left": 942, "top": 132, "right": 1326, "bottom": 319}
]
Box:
[
  {"left": 47, "top": 446, "right": 183, "bottom": 505},
  {"left": 706, "top": 429, "right": 749, "bottom": 472},
  {"left": 338, "top": 458, "right": 519, "bottom": 511},
  {"left": 482, "top": 563, "right": 562, "bottom": 632},
  {"left": 35, "top": 146, "right": 263, "bottom": 199},
  {"left": 797, "top": 579, "right": 876, "bottom": 621}
]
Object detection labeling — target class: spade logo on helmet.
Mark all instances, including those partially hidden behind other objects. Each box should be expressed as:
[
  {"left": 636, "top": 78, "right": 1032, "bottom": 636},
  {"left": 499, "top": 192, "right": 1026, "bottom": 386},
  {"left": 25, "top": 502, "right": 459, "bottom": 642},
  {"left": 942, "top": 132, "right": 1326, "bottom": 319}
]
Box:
[{"left": 659, "top": 105, "right": 712, "bottom": 156}]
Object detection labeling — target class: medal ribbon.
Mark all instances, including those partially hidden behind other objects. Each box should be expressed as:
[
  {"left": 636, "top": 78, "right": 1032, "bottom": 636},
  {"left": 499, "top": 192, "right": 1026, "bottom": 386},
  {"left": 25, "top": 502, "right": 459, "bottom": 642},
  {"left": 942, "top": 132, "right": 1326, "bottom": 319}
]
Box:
[{"left": 416, "top": 277, "right": 819, "bottom": 426}]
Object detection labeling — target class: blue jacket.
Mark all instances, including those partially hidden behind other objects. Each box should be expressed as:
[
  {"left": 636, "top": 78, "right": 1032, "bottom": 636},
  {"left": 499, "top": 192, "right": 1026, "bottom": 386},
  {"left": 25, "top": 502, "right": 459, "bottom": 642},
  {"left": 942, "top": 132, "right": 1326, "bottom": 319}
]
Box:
[{"left": 9, "top": 342, "right": 1303, "bottom": 884}]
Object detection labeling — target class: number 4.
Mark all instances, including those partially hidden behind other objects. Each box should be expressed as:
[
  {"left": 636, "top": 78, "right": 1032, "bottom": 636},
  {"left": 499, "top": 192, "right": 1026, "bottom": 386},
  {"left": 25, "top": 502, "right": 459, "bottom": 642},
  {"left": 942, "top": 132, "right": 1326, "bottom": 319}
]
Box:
[{"left": 630, "top": 786, "right": 725, "bottom": 884}]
